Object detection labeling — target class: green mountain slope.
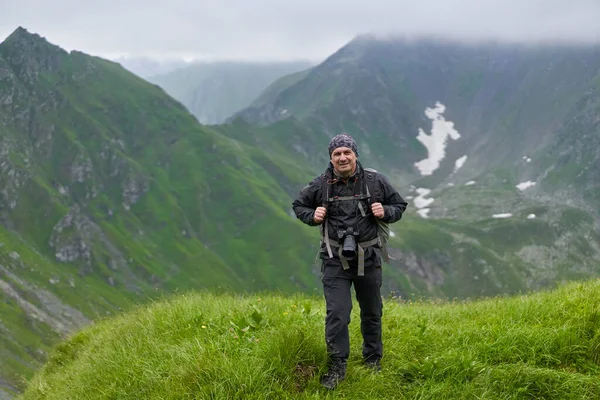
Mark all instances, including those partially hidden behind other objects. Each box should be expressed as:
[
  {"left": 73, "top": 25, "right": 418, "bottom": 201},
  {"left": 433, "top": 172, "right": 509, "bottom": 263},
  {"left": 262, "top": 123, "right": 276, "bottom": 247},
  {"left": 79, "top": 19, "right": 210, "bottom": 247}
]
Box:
[
  {"left": 147, "top": 60, "right": 313, "bottom": 124},
  {"left": 0, "top": 27, "right": 320, "bottom": 394},
  {"left": 20, "top": 279, "right": 600, "bottom": 399}
]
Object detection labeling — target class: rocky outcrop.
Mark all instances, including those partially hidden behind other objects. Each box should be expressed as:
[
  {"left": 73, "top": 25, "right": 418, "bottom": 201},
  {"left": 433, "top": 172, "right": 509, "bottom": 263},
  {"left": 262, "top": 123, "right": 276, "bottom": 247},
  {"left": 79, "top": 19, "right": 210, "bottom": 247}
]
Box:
[
  {"left": 122, "top": 172, "right": 149, "bottom": 211},
  {"left": 48, "top": 204, "right": 129, "bottom": 278},
  {"left": 0, "top": 264, "right": 88, "bottom": 336},
  {"left": 0, "top": 27, "right": 68, "bottom": 85}
]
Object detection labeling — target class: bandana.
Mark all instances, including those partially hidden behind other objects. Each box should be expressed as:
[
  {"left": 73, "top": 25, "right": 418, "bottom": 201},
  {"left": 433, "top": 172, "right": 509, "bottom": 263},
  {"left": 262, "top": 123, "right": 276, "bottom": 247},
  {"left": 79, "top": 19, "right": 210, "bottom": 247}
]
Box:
[{"left": 328, "top": 133, "right": 359, "bottom": 157}]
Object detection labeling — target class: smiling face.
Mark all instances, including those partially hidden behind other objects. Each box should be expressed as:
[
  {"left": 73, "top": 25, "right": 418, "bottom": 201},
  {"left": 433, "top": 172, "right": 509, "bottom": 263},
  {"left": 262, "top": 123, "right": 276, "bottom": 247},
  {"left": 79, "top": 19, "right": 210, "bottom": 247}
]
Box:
[{"left": 330, "top": 146, "right": 357, "bottom": 178}]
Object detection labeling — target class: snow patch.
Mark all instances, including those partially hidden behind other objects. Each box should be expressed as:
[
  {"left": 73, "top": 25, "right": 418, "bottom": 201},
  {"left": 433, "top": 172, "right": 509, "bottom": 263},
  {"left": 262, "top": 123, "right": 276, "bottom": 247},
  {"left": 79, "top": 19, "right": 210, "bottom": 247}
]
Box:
[
  {"left": 465, "top": 181, "right": 476, "bottom": 186},
  {"left": 417, "top": 208, "right": 430, "bottom": 218},
  {"left": 516, "top": 181, "right": 536, "bottom": 191},
  {"left": 492, "top": 213, "right": 513, "bottom": 218},
  {"left": 390, "top": 231, "right": 396, "bottom": 238},
  {"left": 522, "top": 156, "right": 532, "bottom": 163},
  {"left": 527, "top": 214, "right": 536, "bottom": 219},
  {"left": 414, "top": 102, "right": 461, "bottom": 176},
  {"left": 414, "top": 188, "right": 434, "bottom": 209},
  {"left": 454, "top": 155, "right": 468, "bottom": 172}
]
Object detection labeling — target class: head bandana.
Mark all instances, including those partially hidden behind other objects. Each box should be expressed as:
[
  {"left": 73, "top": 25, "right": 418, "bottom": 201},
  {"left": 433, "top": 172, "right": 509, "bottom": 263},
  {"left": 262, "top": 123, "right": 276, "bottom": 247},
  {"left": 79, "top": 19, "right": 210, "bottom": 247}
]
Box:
[{"left": 328, "top": 133, "right": 359, "bottom": 158}]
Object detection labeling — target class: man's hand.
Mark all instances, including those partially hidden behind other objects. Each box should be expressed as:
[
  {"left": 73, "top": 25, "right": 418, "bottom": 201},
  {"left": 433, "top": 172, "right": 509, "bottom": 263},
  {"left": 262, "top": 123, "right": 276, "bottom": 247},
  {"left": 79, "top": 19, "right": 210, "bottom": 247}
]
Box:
[
  {"left": 371, "top": 202, "right": 385, "bottom": 219},
  {"left": 313, "top": 207, "right": 327, "bottom": 224}
]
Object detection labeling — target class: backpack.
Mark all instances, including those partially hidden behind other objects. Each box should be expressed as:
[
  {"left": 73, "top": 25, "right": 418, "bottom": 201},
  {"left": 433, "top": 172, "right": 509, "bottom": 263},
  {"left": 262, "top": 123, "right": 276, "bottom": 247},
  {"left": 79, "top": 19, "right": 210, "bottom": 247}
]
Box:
[
  {"left": 318, "top": 166, "right": 391, "bottom": 275},
  {"left": 363, "top": 167, "right": 391, "bottom": 257}
]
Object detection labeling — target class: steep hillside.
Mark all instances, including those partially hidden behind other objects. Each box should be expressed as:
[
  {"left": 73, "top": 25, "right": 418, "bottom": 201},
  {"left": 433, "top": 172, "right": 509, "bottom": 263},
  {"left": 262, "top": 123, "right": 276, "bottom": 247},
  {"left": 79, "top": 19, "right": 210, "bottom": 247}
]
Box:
[
  {"left": 0, "top": 27, "right": 319, "bottom": 394},
  {"left": 147, "top": 61, "right": 313, "bottom": 124}
]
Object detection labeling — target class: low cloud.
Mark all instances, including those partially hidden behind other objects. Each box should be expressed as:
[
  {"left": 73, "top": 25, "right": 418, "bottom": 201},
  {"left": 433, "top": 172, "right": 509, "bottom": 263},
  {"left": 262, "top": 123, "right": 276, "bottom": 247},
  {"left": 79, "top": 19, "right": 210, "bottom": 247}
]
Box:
[{"left": 2, "top": 0, "right": 599, "bottom": 62}]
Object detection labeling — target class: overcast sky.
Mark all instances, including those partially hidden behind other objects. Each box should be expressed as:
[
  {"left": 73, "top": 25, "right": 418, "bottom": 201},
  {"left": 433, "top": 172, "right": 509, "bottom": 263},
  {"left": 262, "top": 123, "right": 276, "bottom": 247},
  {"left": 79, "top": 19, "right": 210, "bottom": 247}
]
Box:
[{"left": 2, "top": 0, "right": 600, "bottom": 63}]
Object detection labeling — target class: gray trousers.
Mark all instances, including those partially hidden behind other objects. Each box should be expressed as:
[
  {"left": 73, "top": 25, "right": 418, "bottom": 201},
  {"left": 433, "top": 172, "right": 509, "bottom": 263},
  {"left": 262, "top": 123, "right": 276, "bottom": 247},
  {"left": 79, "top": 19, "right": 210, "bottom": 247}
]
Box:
[{"left": 321, "top": 261, "right": 383, "bottom": 364}]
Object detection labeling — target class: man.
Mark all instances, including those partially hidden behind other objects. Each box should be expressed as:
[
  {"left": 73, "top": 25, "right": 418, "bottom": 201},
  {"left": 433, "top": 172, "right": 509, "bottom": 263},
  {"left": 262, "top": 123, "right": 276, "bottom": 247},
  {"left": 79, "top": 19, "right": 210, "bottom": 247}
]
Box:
[{"left": 292, "top": 133, "right": 408, "bottom": 389}]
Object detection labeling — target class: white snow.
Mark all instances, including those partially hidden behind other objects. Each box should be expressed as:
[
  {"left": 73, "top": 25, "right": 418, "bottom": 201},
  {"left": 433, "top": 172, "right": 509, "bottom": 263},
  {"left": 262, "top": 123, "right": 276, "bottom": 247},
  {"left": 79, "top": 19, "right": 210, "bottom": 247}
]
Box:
[
  {"left": 417, "top": 208, "right": 430, "bottom": 218},
  {"left": 454, "top": 155, "right": 468, "bottom": 172},
  {"left": 492, "top": 213, "right": 513, "bottom": 218},
  {"left": 447, "top": 183, "right": 455, "bottom": 186},
  {"left": 522, "top": 156, "right": 532, "bottom": 163},
  {"left": 516, "top": 181, "right": 536, "bottom": 191},
  {"left": 414, "top": 102, "right": 461, "bottom": 176},
  {"left": 465, "top": 180, "right": 476, "bottom": 186},
  {"left": 527, "top": 214, "right": 536, "bottom": 219},
  {"left": 414, "top": 188, "right": 434, "bottom": 209},
  {"left": 390, "top": 231, "right": 396, "bottom": 238}
]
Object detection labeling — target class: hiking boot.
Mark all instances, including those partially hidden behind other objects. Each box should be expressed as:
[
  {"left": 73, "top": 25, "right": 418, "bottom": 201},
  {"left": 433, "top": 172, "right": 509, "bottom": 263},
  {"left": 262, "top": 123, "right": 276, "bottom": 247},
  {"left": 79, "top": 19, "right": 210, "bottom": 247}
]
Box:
[
  {"left": 365, "top": 357, "right": 381, "bottom": 372},
  {"left": 320, "top": 362, "right": 346, "bottom": 390}
]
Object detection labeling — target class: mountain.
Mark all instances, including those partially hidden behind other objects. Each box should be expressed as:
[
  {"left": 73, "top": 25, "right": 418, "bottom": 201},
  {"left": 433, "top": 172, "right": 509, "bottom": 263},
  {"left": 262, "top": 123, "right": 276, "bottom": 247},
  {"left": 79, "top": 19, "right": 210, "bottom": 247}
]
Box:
[
  {"left": 233, "top": 35, "right": 600, "bottom": 194},
  {"left": 147, "top": 61, "right": 313, "bottom": 124},
  {"left": 0, "top": 27, "right": 319, "bottom": 395}
]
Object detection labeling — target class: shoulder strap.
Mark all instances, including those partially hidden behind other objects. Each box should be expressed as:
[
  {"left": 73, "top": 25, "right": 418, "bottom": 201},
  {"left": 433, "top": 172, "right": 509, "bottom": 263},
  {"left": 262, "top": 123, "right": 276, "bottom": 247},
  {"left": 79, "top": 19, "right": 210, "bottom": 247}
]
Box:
[
  {"left": 320, "top": 172, "right": 329, "bottom": 209},
  {"left": 362, "top": 167, "right": 393, "bottom": 263},
  {"left": 363, "top": 168, "right": 380, "bottom": 204}
]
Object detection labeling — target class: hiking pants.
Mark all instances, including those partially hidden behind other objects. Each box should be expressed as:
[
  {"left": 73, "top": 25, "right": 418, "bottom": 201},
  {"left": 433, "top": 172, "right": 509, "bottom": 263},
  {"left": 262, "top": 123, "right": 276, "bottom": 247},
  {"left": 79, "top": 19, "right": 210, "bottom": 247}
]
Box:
[{"left": 321, "top": 261, "right": 383, "bottom": 364}]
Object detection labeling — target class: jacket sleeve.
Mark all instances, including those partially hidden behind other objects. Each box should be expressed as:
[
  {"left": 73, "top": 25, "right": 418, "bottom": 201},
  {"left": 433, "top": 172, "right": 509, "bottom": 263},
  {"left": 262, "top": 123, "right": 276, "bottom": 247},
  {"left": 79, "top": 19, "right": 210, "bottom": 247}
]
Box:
[
  {"left": 377, "top": 173, "right": 408, "bottom": 224},
  {"left": 292, "top": 175, "right": 323, "bottom": 226}
]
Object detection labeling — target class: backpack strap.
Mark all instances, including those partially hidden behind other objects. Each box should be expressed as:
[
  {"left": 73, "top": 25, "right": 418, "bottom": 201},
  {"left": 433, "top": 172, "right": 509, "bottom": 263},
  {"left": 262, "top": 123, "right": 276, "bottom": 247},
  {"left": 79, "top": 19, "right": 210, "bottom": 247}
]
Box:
[
  {"left": 363, "top": 168, "right": 379, "bottom": 204},
  {"left": 319, "top": 172, "right": 334, "bottom": 259},
  {"left": 363, "top": 168, "right": 392, "bottom": 263}
]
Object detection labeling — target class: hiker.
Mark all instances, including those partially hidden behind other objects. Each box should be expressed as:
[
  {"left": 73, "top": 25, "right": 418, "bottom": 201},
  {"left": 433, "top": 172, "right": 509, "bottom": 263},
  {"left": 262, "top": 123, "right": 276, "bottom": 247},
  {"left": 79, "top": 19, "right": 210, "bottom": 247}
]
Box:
[{"left": 292, "top": 133, "right": 408, "bottom": 389}]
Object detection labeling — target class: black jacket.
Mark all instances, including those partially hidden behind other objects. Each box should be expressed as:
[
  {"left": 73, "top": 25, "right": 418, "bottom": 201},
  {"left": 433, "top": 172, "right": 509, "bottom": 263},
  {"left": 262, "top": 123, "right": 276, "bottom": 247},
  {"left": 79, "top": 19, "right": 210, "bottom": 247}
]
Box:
[{"left": 292, "top": 161, "right": 408, "bottom": 267}]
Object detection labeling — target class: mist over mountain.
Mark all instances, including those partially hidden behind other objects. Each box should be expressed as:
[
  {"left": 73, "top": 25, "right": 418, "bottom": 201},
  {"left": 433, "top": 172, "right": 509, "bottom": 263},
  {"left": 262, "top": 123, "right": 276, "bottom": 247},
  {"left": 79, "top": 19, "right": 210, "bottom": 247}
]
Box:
[
  {"left": 147, "top": 60, "right": 313, "bottom": 124},
  {"left": 112, "top": 56, "right": 191, "bottom": 78}
]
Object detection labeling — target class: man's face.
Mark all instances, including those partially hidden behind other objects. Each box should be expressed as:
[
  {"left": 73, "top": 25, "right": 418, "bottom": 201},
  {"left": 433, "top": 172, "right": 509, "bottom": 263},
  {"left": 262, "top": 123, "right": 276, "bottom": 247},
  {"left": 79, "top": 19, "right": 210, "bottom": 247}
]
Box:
[{"left": 331, "top": 146, "right": 357, "bottom": 177}]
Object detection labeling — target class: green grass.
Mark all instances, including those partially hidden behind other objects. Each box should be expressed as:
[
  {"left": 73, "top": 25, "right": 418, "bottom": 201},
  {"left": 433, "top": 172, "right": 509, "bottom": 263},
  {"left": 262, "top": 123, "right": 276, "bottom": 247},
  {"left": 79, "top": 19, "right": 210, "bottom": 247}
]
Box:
[{"left": 20, "top": 279, "right": 600, "bottom": 399}]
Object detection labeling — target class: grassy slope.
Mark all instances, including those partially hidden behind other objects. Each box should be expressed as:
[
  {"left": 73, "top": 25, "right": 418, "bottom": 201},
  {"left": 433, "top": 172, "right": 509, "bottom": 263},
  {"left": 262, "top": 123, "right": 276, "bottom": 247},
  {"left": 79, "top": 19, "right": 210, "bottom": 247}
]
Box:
[
  {"left": 0, "top": 39, "right": 323, "bottom": 392},
  {"left": 21, "top": 279, "right": 600, "bottom": 399}
]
